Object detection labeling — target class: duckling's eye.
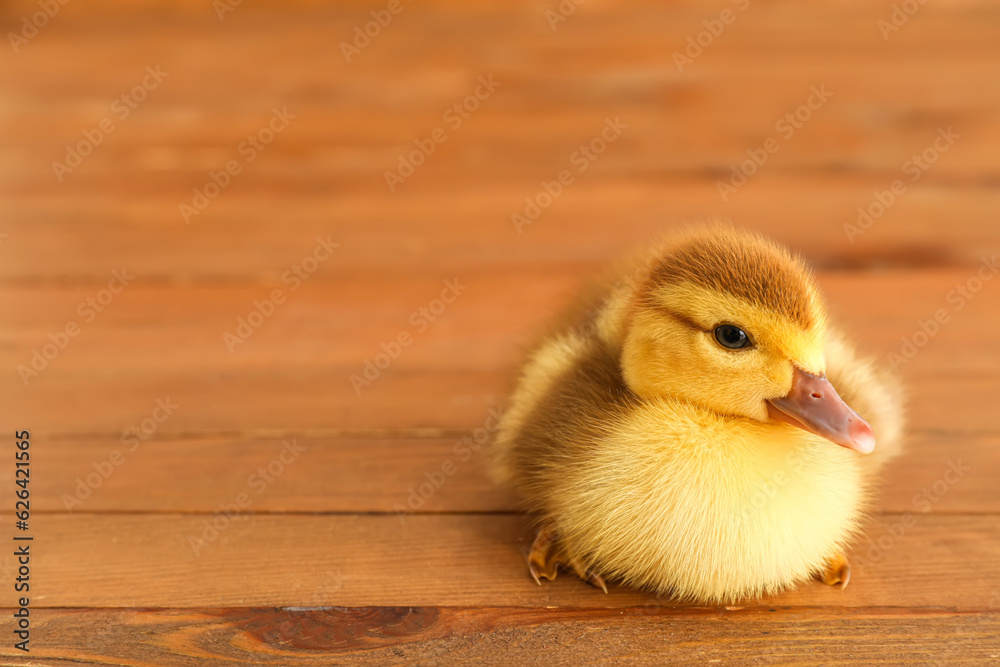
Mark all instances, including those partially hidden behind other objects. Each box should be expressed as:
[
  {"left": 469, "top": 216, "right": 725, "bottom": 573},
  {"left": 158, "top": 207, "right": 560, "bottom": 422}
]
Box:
[{"left": 714, "top": 324, "right": 752, "bottom": 350}]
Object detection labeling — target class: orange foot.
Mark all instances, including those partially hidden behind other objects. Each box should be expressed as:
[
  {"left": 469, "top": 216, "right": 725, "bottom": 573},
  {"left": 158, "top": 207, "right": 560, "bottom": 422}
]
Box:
[
  {"left": 528, "top": 522, "right": 607, "bottom": 593},
  {"left": 817, "top": 552, "right": 851, "bottom": 590}
]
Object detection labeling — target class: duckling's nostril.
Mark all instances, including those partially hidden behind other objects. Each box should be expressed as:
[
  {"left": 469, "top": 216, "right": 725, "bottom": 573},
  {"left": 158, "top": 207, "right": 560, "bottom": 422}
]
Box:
[{"left": 811, "top": 392, "right": 822, "bottom": 399}]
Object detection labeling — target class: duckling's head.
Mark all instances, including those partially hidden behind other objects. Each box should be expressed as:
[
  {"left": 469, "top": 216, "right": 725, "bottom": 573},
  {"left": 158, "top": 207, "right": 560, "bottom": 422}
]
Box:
[{"left": 621, "top": 227, "right": 875, "bottom": 454}]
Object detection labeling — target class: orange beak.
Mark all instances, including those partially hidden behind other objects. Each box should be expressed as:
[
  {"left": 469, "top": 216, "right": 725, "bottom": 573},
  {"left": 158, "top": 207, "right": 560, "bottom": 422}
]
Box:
[{"left": 766, "top": 367, "right": 875, "bottom": 454}]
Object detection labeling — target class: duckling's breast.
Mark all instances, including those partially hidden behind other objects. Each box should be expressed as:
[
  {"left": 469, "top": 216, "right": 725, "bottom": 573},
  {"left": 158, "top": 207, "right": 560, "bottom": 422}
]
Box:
[{"left": 552, "top": 399, "right": 865, "bottom": 603}]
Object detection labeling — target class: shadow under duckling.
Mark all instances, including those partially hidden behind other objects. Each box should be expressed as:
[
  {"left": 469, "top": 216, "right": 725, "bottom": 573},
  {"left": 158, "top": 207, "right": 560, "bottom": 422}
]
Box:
[{"left": 490, "top": 226, "right": 904, "bottom": 604}]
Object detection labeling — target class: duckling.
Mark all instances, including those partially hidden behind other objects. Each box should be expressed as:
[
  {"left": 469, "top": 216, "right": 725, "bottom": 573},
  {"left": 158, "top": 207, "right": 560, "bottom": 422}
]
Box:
[{"left": 491, "top": 226, "right": 903, "bottom": 603}]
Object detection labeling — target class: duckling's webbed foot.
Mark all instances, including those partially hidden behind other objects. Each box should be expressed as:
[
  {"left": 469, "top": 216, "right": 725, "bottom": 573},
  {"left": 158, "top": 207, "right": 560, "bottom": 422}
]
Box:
[
  {"left": 528, "top": 523, "right": 561, "bottom": 584},
  {"left": 569, "top": 555, "right": 608, "bottom": 593},
  {"left": 817, "top": 552, "right": 851, "bottom": 589},
  {"left": 528, "top": 523, "right": 608, "bottom": 593}
]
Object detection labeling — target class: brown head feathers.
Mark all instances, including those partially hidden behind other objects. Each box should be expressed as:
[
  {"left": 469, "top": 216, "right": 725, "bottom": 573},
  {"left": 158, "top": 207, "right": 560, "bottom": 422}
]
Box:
[{"left": 642, "top": 226, "right": 819, "bottom": 330}]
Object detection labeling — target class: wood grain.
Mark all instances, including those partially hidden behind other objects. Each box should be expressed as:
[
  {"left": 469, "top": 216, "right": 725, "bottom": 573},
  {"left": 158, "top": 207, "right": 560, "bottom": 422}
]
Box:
[
  {"left": 6, "top": 270, "right": 1000, "bottom": 376},
  {"left": 4, "top": 269, "right": 999, "bottom": 435},
  {"left": 3, "top": 1, "right": 1000, "bottom": 280},
  {"left": 10, "top": 432, "right": 995, "bottom": 514},
  {"left": 2, "top": 182, "right": 999, "bottom": 280},
  {"left": 1, "top": 607, "right": 997, "bottom": 666},
  {"left": 14, "top": 513, "right": 1000, "bottom": 608}
]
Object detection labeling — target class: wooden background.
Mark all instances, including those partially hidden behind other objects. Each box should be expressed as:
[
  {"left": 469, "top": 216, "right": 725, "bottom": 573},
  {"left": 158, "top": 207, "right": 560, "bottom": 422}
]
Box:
[{"left": 2, "top": 0, "right": 999, "bottom": 663}]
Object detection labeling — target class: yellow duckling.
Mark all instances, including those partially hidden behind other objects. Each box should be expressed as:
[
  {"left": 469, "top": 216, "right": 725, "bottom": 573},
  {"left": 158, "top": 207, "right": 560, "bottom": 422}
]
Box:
[{"left": 491, "top": 226, "right": 903, "bottom": 603}]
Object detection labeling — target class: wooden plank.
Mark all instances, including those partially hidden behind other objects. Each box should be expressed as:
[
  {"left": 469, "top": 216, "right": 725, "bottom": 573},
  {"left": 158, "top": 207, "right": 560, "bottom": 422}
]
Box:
[
  {"left": 14, "top": 513, "right": 1000, "bottom": 608},
  {"left": 2, "top": 182, "right": 999, "bottom": 279},
  {"left": 4, "top": 3, "right": 998, "bottom": 99},
  {"left": 4, "top": 370, "right": 503, "bottom": 435},
  {"left": 2, "top": 82, "right": 995, "bottom": 176},
  {"left": 3, "top": 269, "right": 999, "bottom": 435},
  {"left": 6, "top": 370, "right": 999, "bottom": 438},
  {"left": 25, "top": 436, "right": 514, "bottom": 514},
  {"left": 2, "top": 269, "right": 996, "bottom": 375},
  {"left": 13, "top": 432, "right": 996, "bottom": 515},
  {"left": 2, "top": 8, "right": 999, "bottom": 279},
  {"left": 0, "top": 606, "right": 997, "bottom": 666}
]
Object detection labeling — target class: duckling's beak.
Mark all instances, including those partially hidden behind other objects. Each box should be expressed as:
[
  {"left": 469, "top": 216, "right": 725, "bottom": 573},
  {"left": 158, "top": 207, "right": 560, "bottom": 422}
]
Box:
[{"left": 766, "top": 368, "right": 875, "bottom": 454}]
